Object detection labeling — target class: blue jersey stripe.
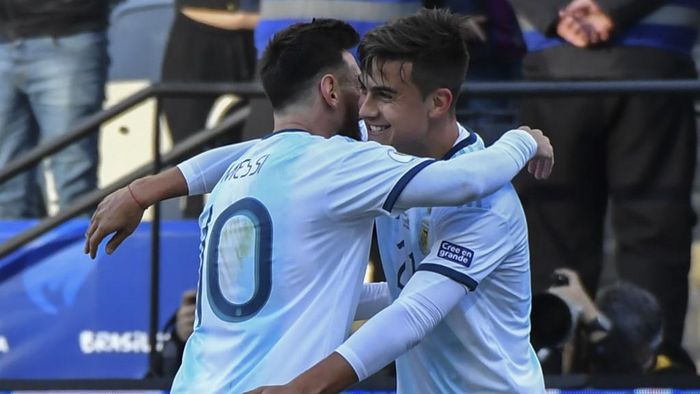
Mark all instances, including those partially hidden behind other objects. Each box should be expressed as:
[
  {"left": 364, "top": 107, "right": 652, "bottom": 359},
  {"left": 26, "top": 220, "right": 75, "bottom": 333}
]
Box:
[
  {"left": 442, "top": 132, "right": 478, "bottom": 160},
  {"left": 417, "top": 263, "right": 478, "bottom": 291},
  {"left": 382, "top": 160, "right": 436, "bottom": 213}
]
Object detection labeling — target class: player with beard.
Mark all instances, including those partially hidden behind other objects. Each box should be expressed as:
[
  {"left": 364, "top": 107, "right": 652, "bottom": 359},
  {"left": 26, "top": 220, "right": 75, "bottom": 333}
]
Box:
[
  {"left": 251, "top": 9, "right": 546, "bottom": 393},
  {"left": 86, "top": 17, "right": 552, "bottom": 394}
]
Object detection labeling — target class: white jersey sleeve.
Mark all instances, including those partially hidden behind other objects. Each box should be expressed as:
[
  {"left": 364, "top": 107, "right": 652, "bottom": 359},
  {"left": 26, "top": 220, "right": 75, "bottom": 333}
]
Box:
[
  {"left": 326, "top": 129, "right": 536, "bottom": 220},
  {"left": 325, "top": 138, "right": 436, "bottom": 220},
  {"left": 177, "top": 139, "right": 260, "bottom": 195},
  {"left": 416, "top": 207, "right": 514, "bottom": 291},
  {"left": 394, "top": 129, "right": 536, "bottom": 211},
  {"left": 337, "top": 270, "right": 467, "bottom": 381},
  {"left": 355, "top": 282, "right": 392, "bottom": 321}
]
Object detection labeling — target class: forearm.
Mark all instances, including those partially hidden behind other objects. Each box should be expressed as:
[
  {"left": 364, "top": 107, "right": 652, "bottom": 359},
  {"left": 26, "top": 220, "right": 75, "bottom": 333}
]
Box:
[
  {"left": 395, "top": 129, "right": 536, "bottom": 210},
  {"left": 129, "top": 167, "right": 189, "bottom": 208},
  {"left": 355, "top": 282, "right": 391, "bottom": 321},
  {"left": 337, "top": 271, "right": 466, "bottom": 381},
  {"left": 286, "top": 352, "right": 358, "bottom": 394}
]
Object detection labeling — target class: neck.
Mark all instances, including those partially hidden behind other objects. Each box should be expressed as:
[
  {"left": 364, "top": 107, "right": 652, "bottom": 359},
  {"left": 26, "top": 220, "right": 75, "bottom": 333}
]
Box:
[
  {"left": 422, "top": 115, "right": 460, "bottom": 159},
  {"left": 273, "top": 106, "right": 335, "bottom": 138}
]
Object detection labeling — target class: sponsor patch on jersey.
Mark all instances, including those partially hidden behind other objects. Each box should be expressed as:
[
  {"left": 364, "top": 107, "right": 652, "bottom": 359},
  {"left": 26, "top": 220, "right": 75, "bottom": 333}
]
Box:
[
  {"left": 387, "top": 150, "right": 415, "bottom": 163},
  {"left": 437, "top": 241, "right": 474, "bottom": 267}
]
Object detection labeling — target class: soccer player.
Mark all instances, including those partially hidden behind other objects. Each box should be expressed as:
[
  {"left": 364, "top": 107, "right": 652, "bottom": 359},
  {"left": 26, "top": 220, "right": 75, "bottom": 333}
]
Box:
[
  {"left": 249, "top": 9, "right": 546, "bottom": 394},
  {"left": 85, "top": 19, "right": 552, "bottom": 394}
]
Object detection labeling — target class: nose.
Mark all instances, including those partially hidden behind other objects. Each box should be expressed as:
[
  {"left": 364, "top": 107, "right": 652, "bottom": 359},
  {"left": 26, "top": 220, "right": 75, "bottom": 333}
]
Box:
[{"left": 359, "top": 93, "right": 377, "bottom": 120}]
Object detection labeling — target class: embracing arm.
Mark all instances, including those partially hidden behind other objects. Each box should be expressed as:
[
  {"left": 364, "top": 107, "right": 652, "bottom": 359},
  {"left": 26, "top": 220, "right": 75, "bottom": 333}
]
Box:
[
  {"left": 257, "top": 271, "right": 467, "bottom": 393},
  {"left": 394, "top": 127, "right": 552, "bottom": 211},
  {"left": 178, "top": 139, "right": 260, "bottom": 195},
  {"left": 84, "top": 167, "right": 188, "bottom": 258},
  {"left": 85, "top": 140, "right": 257, "bottom": 258}
]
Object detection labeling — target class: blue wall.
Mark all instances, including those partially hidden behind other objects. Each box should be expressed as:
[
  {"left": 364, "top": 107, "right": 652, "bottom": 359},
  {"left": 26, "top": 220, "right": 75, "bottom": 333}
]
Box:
[{"left": 0, "top": 219, "right": 199, "bottom": 378}]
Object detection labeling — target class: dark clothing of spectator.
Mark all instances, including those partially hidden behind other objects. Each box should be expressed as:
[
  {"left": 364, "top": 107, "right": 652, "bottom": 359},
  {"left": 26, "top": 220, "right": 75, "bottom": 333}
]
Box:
[
  {"left": 161, "top": 2, "right": 258, "bottom": 217},
  {"left": 511, "top": 0, "right": 698, "bottom": 346}
]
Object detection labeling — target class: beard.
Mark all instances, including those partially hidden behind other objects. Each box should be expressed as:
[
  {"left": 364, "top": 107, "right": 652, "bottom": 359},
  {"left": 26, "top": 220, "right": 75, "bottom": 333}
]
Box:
[{"left": 337, "top": 100, "right": 361, "bottom": 141}]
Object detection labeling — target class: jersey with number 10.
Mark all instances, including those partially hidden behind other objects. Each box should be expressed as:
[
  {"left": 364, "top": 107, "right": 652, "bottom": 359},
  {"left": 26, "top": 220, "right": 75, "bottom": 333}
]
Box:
[{"left": 171, "top": 130, "right": 433, "bottom": 393}]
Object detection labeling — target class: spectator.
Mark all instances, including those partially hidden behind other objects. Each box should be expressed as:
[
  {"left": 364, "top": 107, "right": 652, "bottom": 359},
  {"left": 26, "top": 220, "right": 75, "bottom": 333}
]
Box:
[
  {"left": 511, "top": 0, "right": 699, "bottom": 347},
  {"left": 255, "top": 0, "right": 422, "bottom": 58},
  {"left": 161, "top": 0, "right": 260, "bottom": 217},
  {"left": 0, "top": 1, "right": 110, "bottom": 218},
  {"left": 437, "top": 0, "right": 525, "bottom": 145},
  {"left": 148, "top": 290, "right": 196, "bottom": 378},
  {"left": 533, "top": 268, "right": 696, "bottom": 375}
]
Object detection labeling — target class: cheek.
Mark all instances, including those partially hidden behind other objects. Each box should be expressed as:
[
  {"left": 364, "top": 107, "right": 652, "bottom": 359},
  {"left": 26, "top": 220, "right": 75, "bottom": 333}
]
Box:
[{"left": 369, "top": 131, "right": 394, "bottom": 146}]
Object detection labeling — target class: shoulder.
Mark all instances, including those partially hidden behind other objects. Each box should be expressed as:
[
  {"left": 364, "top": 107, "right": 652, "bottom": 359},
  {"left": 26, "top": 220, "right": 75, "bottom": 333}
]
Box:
[{"left": 431, "top": 204, "right": 510, "bottom": 232}]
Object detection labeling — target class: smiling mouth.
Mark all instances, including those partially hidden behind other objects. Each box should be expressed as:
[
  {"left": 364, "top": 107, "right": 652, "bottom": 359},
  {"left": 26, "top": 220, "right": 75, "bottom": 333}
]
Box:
[{"left": 366, "top": 124, "right": 390, "bottom": 134}]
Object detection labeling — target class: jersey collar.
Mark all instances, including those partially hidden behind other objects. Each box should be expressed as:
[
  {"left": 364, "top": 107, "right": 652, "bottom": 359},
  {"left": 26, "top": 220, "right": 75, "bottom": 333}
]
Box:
[
  {"left": 261, "top": 128, "right": 311, "bottom": 140},
  {"left": 441, "top": 123, "right": 478, "bottom": 160}
]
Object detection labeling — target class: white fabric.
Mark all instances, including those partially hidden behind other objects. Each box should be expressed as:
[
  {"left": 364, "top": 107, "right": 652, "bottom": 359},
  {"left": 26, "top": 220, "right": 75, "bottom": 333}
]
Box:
[
  {"left": 371, "top": 124, "right": 545, "bottom": 393},
  {"left": 176, "top": 129, "right": 537, "bottom": 211},
  {"left": 395, "top": 128, "right": 535, "bottom": 210},
  {"left": 177, "top": 139, "right": 259, "bottom": 195},
  {"left": 172, "top": 132, "right": 433, "bottom": 393},
  {"left": 337, "top": 270, "right": 466, "bottom": 381},
  {"left": 171, "top": 128, "right": 540, "bottom": 392},
  {"left": 354, "top": 282, "right": 392, "bottom": 321}
]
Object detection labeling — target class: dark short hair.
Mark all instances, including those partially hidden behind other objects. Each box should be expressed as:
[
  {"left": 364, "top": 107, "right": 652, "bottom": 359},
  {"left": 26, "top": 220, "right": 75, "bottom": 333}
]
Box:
[
  {"left": 590, "top": 282, "right": 664, "bottom": 373},
  {"left": 259, "top": 19, "right": 359, "bottom": 110},
  {"left": 358, "top": 8, "right": 471, "bottom": 109}
]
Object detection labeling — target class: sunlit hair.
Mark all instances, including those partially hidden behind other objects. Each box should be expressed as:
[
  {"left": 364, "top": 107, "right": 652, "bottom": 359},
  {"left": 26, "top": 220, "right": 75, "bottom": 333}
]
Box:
[
  {"left": 259, "top": 19, "right": 359, "bottom": 111},
  {"left": 358, "top": 8, "right": 472, "bottom": 111}
]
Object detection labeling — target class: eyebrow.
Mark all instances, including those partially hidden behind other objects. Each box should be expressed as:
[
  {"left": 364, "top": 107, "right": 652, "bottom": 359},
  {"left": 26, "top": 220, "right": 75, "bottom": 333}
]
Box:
[
  {"left": 370, "top": 86, "right": 397, "bottom": 96},
  {"left": 359, "top": 74, "right": 396, "bottom": 95}
]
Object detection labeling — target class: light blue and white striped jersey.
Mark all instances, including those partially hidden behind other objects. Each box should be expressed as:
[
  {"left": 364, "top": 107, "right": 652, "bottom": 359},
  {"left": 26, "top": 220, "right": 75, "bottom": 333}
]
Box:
[
  {"left": 375, "top": 124, "right": 545, "bottom": 393},
  {"left": 171, "top": 130, "right": 433, "bottom": 393}
]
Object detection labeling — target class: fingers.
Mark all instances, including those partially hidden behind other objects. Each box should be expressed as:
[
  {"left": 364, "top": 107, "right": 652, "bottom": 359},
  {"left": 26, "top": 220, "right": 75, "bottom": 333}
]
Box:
[
  {"left": 537, "top": 157, "right": 553, "bottom": 180},
  {"left": 84, "top": 218, "right": 98, "bottom": 254},
  {"left": 181, "top": 289, "right": 197, "bottom": 305},
  {"left": 564, "top": 17, "right": 590, "bottom": 47},
  {"left": 528, "top": 159, "right": 548, "bottom": 180},
  {"left": 87, "top": 227, "right": 108, "bottom": 259},
  {"left": 105, "top": 229, "right": 131, "bottom": 255}
]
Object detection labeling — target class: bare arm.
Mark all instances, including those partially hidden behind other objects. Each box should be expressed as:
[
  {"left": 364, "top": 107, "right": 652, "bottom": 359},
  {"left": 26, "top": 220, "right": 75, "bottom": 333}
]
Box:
[
  {"left": 85, "top": 141, "right": 256, "bottom": 258},
  {"left": 84, "top": 167, "right": 188, "bottom": 258}
]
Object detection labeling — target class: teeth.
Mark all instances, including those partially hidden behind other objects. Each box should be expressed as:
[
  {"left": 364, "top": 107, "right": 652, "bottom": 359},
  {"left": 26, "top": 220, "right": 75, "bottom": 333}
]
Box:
[{"left": 368, "top": 125, "right": 388, "bottom": 133}]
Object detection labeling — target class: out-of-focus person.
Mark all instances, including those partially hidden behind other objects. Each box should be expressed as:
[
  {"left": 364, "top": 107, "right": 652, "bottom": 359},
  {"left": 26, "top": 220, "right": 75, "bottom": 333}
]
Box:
[
  {"left": 0, "top": 0, "right": 111, "bottom": 218},
  {"left": 511, "top": 0, "right": 699, "bottom": 347}
]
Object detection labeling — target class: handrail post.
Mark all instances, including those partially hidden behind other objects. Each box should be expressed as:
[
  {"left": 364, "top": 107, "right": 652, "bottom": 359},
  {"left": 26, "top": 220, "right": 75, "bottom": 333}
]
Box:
[{"left": 148, "top": 94, "right": 162, "bottom": 372}]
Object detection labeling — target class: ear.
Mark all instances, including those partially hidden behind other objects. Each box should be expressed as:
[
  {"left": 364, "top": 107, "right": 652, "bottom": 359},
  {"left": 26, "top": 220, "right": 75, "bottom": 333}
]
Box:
[
  {"left": 319, "top": 74, "right": 340, "bottom": 108},
  {"left": 427, "top": 88, "right": 453, "bottom": 118}
]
